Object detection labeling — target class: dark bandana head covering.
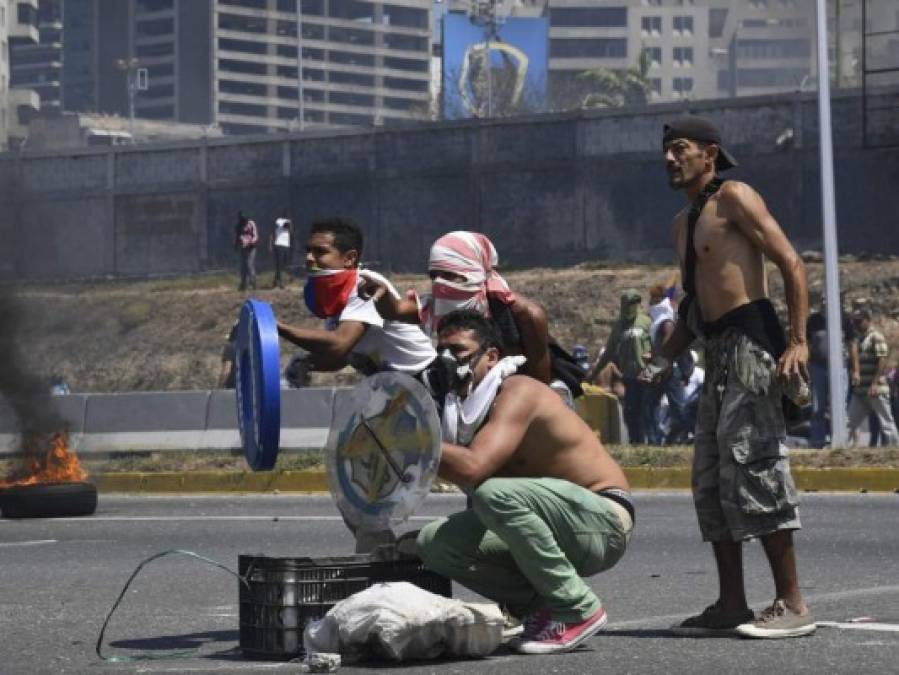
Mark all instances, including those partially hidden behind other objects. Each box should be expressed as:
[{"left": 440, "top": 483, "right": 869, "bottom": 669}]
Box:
[{"left": 663, "top": 114, "right": 738, "bottom": 171}]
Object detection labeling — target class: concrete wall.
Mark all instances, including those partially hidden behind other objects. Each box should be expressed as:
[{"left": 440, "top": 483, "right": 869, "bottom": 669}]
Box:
[
  {"left": 2, "top": 89, "right": 898, "bottom": 281},
  {"left": 0, "top": 388, "right": 337, "bottom": 455}
]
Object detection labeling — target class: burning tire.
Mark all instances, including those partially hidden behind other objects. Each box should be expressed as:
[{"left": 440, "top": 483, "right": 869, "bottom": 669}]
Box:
[{"left": 0, "top": 482, "right": 98, "bottom": 519}]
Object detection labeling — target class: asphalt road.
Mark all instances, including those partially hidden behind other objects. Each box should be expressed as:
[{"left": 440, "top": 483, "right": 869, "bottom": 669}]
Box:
[{"left": 1, "top": 492, "right": 898, "bottom": 674}]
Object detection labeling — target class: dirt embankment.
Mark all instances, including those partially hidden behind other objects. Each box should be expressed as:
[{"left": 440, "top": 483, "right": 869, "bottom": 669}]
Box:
[{"left": 8, "top": 259, "right": 899, "bottom": 394}]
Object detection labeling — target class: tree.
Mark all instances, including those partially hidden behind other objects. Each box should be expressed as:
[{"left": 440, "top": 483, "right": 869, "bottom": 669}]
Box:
[{"left": 578, "top": 48, "right": 653, "bottom": 109}]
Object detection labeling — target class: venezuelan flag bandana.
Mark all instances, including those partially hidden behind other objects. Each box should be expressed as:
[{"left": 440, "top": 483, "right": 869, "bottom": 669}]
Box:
[{"left": 303, "top": 268, "right": 358, "bottom": 319}]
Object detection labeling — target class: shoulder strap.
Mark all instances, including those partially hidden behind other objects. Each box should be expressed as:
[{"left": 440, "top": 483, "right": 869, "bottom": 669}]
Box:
[{"left": 683, "top": 178, "right": 724, "bottom": 297}]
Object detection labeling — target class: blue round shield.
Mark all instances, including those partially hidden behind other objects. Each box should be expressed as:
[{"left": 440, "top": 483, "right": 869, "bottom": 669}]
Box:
[{"left": 235, "top": 299, "right": 281, "bottom": 471}]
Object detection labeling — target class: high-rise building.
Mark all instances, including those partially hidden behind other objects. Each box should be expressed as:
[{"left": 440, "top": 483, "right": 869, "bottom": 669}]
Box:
[
  {"left": 54, "top": 0, "right": 432, "bottom": 133},
  {"left": 211, "top": 0, "right": 432, "bottom": 133}
]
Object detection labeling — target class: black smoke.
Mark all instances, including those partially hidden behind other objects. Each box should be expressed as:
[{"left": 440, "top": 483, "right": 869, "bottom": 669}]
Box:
[{"left": 0, "top": 291, "right": 64, "bottom": 443}]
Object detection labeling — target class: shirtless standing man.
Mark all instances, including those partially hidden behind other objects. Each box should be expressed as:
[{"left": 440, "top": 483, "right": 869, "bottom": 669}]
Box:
[
  {"left": 416, "top": 310, "right": 634, "bottom": 654},
  {"left": 648, "top": 115, "right": 815, "bottom": 638}
]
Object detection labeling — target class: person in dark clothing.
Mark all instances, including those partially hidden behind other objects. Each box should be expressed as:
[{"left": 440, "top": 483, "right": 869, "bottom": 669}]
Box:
[{"left": 805, "top": 295, "right": 857, "bottom": 448}]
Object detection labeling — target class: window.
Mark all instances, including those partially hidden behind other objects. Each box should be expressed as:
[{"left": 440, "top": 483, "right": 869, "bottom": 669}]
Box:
[
  {"left": 384, "top": 76, "right": 427, "bottom": 92},
  {"left": 139, "top": 104, "right": 175, "bottom": 119},
  {"left": 709, "top": 8, "right": 727, "bottom": 38},
  {"left": 736, "top": 39, "right": 811, "bottom": 60},
  {"left": 645, "top": 47, "right": 661, "bottom": 68},
  {"left": 736, "top": 68, "right": 808, "bottom": 87},
  {"left": 277, "top": 65, "right": 298, "bottom": 78},
  {"left": 330, "top": 50, "right": 375, "bottom": 67},
  {"left": 303, "top": 47, "right": 324, "bottom": 60},
  {"left": 642, "top": 0, "right": 661, "bottom": 5},
  {"left": 383, "top": 33, "right": 427, "bottom": 52},
  {"left": 550, "top": 39, "right": 627, "bottom": 59},
  {"left": 219, "top": 100, "right": 268, "bottom": 117},
  {"left": 219, "top": 38, "right": 267, "bottom": 55},
  {"left": 303, "top": 89, "right": 325, "bottom": 102},
  {"left": 220, "top": 79, "right": 267, "bottom": 96},
  {"left": 303, "top": 68, "right": 325, "bottom": 81},
  {"left": 146, "top": 62, "right": 174, "bottom": 77},
  {"left": 302, "top": 23, "right": 324, "bottom": 39},
  {"left": 550, "top": 7, "right": 627, "bottom": 28},
  {"left": 278, "top": 106, "right": 300, "bottom": 120},
  {"left": 330, "top": 112, "right": 373, "bottom": 126},
  {"left": 277, "top": 44, "right": 298, "bottom": 58},
  {"left": 136, "top": 0, "right": 173, "bottom": 12},
  {"left": 329, "top": 26, "right": 375, "bottom": 46},
  {"left": 277, "top": 85, "right": 298, "bottom": 99},
  {"left": 384, "top": 96, "right": 413, "bottom": 110},
  {"left": 329, "top": 0, "right": 374, "bottom": 23},
  {"left": 673, "top": 77, "right": 693, "bottom": 97},
  {"left": 135, "top": 17, "right": 173, "bottom": 37},
  {"left": 382, "top": 5, "right": 427, "bottom": 28},
  {"left": 277, "top": 0, "right": 298, "bottom": 11},
  {"left": 673, "top": 46, "right": 693, "bottom": 67},
  {"left": 136, "top": 41, "right": 175, "bottom": 57},
  {"left": 673, "top": 16, "right": 693, "bottom": 36},
  {"left": 144, "top": 82, "right": 174, "bottom": 98},
  {"left": 276, "top": 21, "right": 297, "bottom": 37},
  {"left": 219, "top": 58, "right": 267, "bottom": 75},
  {"left": 329, "top": 70, "right": 373, "bottom": 86},
  {"left": 221, "top": 0, "right": 267, "bottom": 9},
  {"left": 649, "top": 78, "right": 661, "bottom": 98},
  {"left": 641, "top": 16, "right": 661, "bottom": 37},
  {"left": 383, "top": 56, "right": 428, "bottom": 73},
  {"left": 218, "top": 13, "right": 267, "bottom": 34},
  {"left": 330, "top": 91, "right": 374, "bottom": 107},
  {"left": 301, "top": 0, "right": 324, "bottom": 16}
]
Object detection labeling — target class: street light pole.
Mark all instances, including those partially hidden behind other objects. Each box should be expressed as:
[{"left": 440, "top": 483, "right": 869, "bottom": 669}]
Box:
[
  {"left": 815, "top": 0, "right": 847, "bottom": 447},
  {"left": 116, "top": 57, "right": 140, "bottom": 141}
]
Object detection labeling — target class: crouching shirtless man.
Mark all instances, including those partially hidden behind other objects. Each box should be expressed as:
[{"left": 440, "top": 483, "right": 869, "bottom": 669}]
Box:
[{"left": 416, "top": 310, "right": 634, "bottom": 655}]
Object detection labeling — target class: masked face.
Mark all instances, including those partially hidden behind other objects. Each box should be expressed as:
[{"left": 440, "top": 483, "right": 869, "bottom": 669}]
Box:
[
  {"left": 431, "top": 328, "right": 496, "bottom": 398},
  {"left": 621, "top": 302, "right": 640, "bottom": 323}
]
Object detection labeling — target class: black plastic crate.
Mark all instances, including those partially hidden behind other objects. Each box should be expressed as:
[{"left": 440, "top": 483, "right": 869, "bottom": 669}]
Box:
[{"left": 238, "top": 554, "right": 452, "bottom": 660}]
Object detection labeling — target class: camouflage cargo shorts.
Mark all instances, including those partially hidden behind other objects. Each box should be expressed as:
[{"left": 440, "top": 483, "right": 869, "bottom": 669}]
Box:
[{"left": 693, "top": 330, "right": 801, "bottom": 542}]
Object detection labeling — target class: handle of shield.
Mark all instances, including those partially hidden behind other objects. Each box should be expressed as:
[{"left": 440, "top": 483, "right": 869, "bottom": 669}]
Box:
[{"left": 235, "top": 299, "right": 281, "bottom": 471}]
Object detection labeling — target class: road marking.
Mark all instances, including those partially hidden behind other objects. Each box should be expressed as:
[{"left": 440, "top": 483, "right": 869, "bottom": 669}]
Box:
[
  {"left": 0, "top": 515, "right": 435, "bottom": 522},
  {"left": 612, "top": 585, "right": 899, "bottom": 630},
  {"left": 819, "top": 621, "right": 899, "bottom": 633},
  {"left": 0, "top": 539, "right": 58, "bottom": 547}
]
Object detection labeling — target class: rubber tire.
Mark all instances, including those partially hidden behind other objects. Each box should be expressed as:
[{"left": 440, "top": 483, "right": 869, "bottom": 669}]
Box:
[{"left": 0, "top": 482, "right": 98, "bottom": 519}]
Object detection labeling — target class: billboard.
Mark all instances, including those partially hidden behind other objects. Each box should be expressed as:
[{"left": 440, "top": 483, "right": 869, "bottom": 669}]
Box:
[{"left": 442, "top": 14, "right": 548, "bottom": 119}]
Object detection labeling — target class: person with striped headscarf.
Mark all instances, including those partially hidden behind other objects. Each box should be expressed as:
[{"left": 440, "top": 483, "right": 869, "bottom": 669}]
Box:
[{"left": 368, "top": 231, "right": 584, "bottom": 399}]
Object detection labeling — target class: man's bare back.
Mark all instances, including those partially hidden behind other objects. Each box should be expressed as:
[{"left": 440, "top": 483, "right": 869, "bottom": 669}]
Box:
[
  {"left": 672, "top": 181, "right": 769, "bottom": 323},
  {"left": 474, "top": 375, "right": 628, "bottom": 493}
]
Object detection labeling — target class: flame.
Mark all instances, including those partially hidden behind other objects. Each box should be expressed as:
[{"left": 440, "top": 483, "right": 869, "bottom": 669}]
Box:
[{"left": 0, "top": 432, "right": 88, "bottom": 488}]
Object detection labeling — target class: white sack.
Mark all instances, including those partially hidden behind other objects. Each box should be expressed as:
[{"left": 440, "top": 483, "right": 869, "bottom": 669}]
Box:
[{"left": 303, "top": 581, "right": 504, "bottom": 661}]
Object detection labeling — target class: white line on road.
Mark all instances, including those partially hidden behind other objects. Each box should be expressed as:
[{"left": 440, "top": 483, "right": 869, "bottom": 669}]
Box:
[
  {"left": 611, "top": 585, "right": 899, "bottom": 629},
  {"left": 0, "top": 515, "right": 435, "bottom": 522},
  {"left": 0, "top": 539, "right": 57, "bottom": 547},
  {"left": 819, "top": 621, "right": 899, "bottom": 633}
]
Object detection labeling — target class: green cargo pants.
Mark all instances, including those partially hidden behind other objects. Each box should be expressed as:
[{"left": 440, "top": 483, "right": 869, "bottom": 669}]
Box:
[{"left": 416, "top": 477, "right": 632, "bottom": 622}]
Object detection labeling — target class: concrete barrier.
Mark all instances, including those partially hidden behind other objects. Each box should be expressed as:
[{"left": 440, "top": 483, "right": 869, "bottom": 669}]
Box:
[{"left": 0, "top": 388, "right": 337, "bottom": 455}]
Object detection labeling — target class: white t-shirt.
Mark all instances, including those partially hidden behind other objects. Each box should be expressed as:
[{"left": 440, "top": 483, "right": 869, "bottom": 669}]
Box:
[
  {"left": 274, "top": 218, "right": 291, "bottom": 248},
  {"left": 670, "top": 366, "right": 705, "bottom": 407},
  {"left": 325, "top": 273, "right": 436, "bottom": 374}
]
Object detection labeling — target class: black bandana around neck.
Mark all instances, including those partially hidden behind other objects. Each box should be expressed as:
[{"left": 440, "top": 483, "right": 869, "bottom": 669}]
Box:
[{"left": 683, "top": 177, "right": 724, "bottom": 297}]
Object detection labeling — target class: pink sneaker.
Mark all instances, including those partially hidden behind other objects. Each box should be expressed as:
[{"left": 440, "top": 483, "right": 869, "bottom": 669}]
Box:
[{"left": 513, "top": 607, "right": 608, "bottom": 654}]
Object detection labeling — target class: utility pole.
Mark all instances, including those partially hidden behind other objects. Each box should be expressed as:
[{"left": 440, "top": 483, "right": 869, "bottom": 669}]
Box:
[
  {"left": 115, "top": 57, "right": 142, "bottom": 141},
  {"left": 815, "top": 0, "right": 847, "bottom": 447}
]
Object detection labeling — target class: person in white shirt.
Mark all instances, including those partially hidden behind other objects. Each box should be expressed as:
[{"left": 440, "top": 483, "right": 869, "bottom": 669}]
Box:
[
  {"left": 269, "top": 210, "right": 293, "bottom": 289},
  {"left": 275, "top": 217, "right": 437, "bottom": 554},
  {"left": 276, "top": 217, "right": 436, "bottom": 381},
  {"left": 665, "top": 351, "right": 705, "bottom": 444}
]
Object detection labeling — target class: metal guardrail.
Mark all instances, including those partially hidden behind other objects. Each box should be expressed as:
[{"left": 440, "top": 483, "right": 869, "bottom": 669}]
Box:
[{"left": 0, "top": 388, "right": 340, "bottom": 455}]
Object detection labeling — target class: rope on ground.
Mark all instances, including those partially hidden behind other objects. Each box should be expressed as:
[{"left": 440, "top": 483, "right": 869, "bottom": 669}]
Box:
[{"left": 95, "top": 549, "right": 250, "bottom": 663}]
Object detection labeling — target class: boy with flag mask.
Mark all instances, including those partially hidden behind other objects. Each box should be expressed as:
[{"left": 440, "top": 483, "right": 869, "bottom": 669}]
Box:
[{"left": 276, "top": 217, "right": 436, "bottom": 553}]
